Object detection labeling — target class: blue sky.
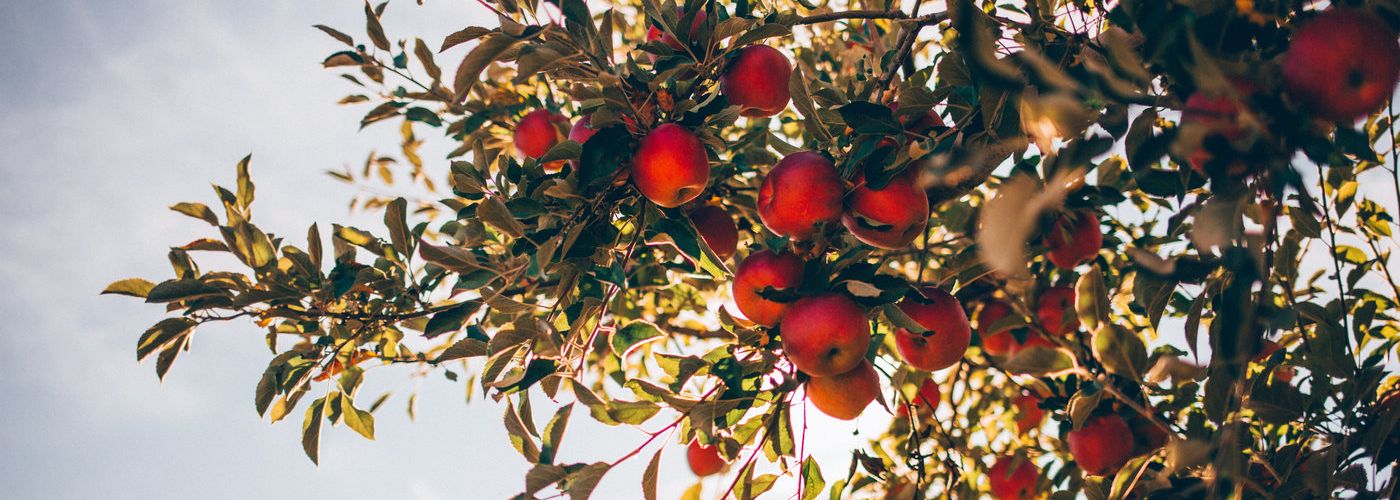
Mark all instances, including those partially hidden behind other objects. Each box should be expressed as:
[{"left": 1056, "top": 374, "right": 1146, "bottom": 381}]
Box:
[{"left": 0, "top": 1, "right": 881, "bottom": 498}]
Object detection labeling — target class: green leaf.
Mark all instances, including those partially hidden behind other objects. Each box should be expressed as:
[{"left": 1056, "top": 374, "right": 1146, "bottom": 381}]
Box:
[
  {"left": 438, "top": 338, "right": 489, "bottom": 362},
  {"left": 313, "top": 24, "right": 354, "bottom": 46},
  {"left": 102, "top": 278, "right": 155, "bottom": 298},
  {"left": 642, "top": 449, "right": 661, "bottom": 500},
  {"left": 1000, "top": 346, "right": 1073, "bottom": 374},
  {"left": 837, "top": 101, "right": 901, "bottom": 136},
  {"left": 235, "top": 154, "right": 254, "bottom": 209},
  {"left": 801, "top": 456, "right": 826, "bottom": 500},
  {"left": 384, "top": 197, "right": 411, "bottom": 257},
  {"left": 1067, "top": 384, "right": 1103, "bottom": 430},
  {"left": 413, "top": 38, "right": 442, "bottom": 81},
  {"left": 652, "top": 217, "right": 731, "bottom": 278},
  {"left": 733, "top": 23, "right": 792, "bottom": 48},
  {"left": 1131, "top": 272, "right": 1174, "bottom": 331},
  {"left": 478, "top": 196, "right": 526, "bottom": 238},
  {"left": 145, "top": 279, "right": 225, "bottom": 304},
  {"left": 1076, "top": 267, "right": 1111, "bottom": 333},
  {"left": 562, "top": 462, "right": 610, "bottom": 499},
  {"left": 612, "top": 321, "right": 665, "bottom": 358},
  {"left": 170, "top": 202, "right": 219, "bottom": 226},
  {"left": 504, "top": 399, "right": 542, "bottom": 462},
  {"left": 363, "top": 0, "right": 390, "bottom": 51},
  {"left": 453, "top": 33, "right": 525, "bottom": 102},
  {"left": 440, "top": 26, "right": 493, "bottom": 52},
  {"left": 539, "top": 404, "right": 574, "bottom": 465},
  {"left": 1092, "top": 325, "right": 1148, "bottom": 379},
  {"left": 302, "top": 396, "right": 327, "bottom": 465},
  {"left": 340, "top": 396, "right": 376, "bottom": 440}
]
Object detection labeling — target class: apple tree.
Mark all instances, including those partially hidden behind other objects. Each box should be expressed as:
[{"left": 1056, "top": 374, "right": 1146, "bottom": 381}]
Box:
[{"left": 106, "top": 0, "right": 1400, "bottom": 497}]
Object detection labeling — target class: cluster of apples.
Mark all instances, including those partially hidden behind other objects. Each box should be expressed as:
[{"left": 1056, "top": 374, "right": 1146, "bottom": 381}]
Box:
[{"left": 1181, "top": 7, "right": 1400, "bottom": 178}]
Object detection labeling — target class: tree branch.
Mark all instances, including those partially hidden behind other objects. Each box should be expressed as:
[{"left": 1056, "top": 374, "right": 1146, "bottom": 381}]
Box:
[{"left": 796, "top": 10, "right": 943, "bottom": 25}]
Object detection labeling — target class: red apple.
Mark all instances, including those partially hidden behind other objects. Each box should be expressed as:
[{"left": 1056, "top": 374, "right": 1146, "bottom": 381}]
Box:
[
  {"left": 894, "top": 287, "right": 971, "bottom": 371},
  {"left": 1181, "top": 83, "right": 1256, "bottom": 176},
  {"left": 568, "top": 115, "right": 597, "bottom": 145},
  {"left": 646, "top": 9, "right": 707, "bottom": 51},
  {"left": 720, "top": 45, "right": 792, "bottom": 117},
  {"left": 515, "top": 109, "right": 569, "bottom": 170},
  {"left": 1043, "top": 210, "right": 1102, "bottom": 269},
  {"left": 980, "top": 300, "right": 1055, "bottom": 357},
  {"left": 1283, "top": 8, "right": 1400, "bottom": 122},
  {"left": 689, "top": 204, "right": 739, "bottom": 260},
  {"left": 731, "top": 250, "right": 804, "bottom": 327},
  {"left": 1127, "top": 413, "right": 1170, "bottom": 457},
  {"left": 891, "top": 101, "right": 945, "bottom": 136},
  {"left": 988, "top": 456, "right": 1039, "bottom": 500},
  {"left": 1067, "top": 414, "right": 1135, "bottom": 476},
  {"left": 781, "top": 293, "right": 872, "bottom": 376},
  {"left": 631, "top": 123, "right": 710, "bottom": 208},
  {"left": 807, "top": 360, "right": 880, "bottom": 420},
  {"left": 842, "top": 169, "right": 930, "bottom": 249},
  {"left": 1036, "top": 286, "right": 1079, "bottom": 336},
  {"left": 757, "top": 151, "right": 845, "bottom": 240},
  {"left": 912, "top": 378, "right": 941, "bottom": 411},
  {"left": 687, "top": 439, "right": 727, "bottom": 476},
  {"left": 1012, "top": 393, "right": 1045, "bottom": 435}
]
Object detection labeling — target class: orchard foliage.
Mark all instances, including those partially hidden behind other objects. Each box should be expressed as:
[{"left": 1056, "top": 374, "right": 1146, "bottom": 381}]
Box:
[{"left": 106, "top": 0, "right": 1400, "bottom": 497}]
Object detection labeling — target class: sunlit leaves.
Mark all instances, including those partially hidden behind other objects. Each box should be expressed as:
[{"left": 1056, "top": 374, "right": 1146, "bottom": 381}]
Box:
[{"left": 101, "top": 278, "right": 155, "bottom": 298}]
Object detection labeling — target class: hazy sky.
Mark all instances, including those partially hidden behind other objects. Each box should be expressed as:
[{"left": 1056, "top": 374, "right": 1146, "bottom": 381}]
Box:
[{"left": 0, "top": 1, "right": 880, "bottom": 498}]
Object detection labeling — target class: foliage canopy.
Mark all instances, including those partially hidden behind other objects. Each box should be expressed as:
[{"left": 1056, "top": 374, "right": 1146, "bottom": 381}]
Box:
[{"left": 108, "top": 0, "right": 1400, "bottom": 497}]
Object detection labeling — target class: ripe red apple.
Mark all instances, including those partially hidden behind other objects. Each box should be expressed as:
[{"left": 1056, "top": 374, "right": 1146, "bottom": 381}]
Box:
[
  {"left": 689, "top": 204, "right": 739, "bottom": 260},
  {"left": 912, "top": 378, "right": 941, "bottom": 411},
  {"left": 891, "top": 101, "right": 945, "bottom": 136},
  {"left": 757, "top": 151, "right": 845, "bottom": 240},
  {"left": 781, "top": 293, "right": 872, "bottom": 376},
  {"left": 807, "top": 360, "right": 880, "bottom": 420},
  {"left": 979, "top": 300, "right": 1055, "bottom": 357},
  {"left": 687, "top": 439, "right": 727, "bottom": 476},
  {"left": 631, "top": 123, "right": 710, "bottom": 208},
  {"left": 568, "top": 115, "right": 597, "bottom": 145},
  {"left": 646, "top": 9, "right": 707, "bottom": 51},
  {"left": 720, "top": 45, "right": 792, "bottom": 117},
  {"left": 1181, "top": 82, "right": 1256, "bottom": 177},
  {"left": 515, "top": 109, "right": 569, "bottom": 170},
  {"left": 1283, "top": 8, "right": 1400, "bottom": 122},
  {"left": 988, "top": 456, "right": 1039, "bottom": 500},
  {"left": 842, "top": 169, "right": 930, "bottom": 249},
  {"left": 1067, "top": 414, "right": 1135, "bottom": 476},
  {"left": 1043, "top": 210, "right": 1102, "bottom": 269},
  {"left": 731, "top": 250, "right": 804, "bottom": 327},
  {"left": 1012, "top": 393, "right": 1045, "bottom": 435},
  {"left": 1036, "top": 286, "right": 1079, "bottom": 336},
  {"left": 894, "top": 287, "right": 971, "bottom": 371}
]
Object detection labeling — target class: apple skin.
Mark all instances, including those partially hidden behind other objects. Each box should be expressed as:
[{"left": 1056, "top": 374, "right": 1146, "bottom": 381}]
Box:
[
  {"left": 689, "top": 204, "right": 739, "bottom": 260},
  {"left": 807, "top": 360, "right": 880, "bottom": 420},
  {"left": 894, "top": 287, "right": 971, "bottom": 371},
  {"left": 1181, "top": 82, "right": 1255, "bottom": 177},
  {"left": 1067, "top": 414, "right": 1135, "bottom": 476},
  {"left": 687, "top": 439, "right": 727, "bottom": 476},
  {"left": 1127, "top": 413, "right": 1170, "bottom": 457},
  {"left": 890, "top": 101, "right": 945, "bottom": 136},
  {"left": 731, "top": 250, "right": 805, "bottom": 327},
  {"left": 720, "top": 45, "right": 792, "bottom": 117},
  {"left": 988, "top": 456, "right": 1039, "bottom": 500},
  {"left": 1036, "top": 286, "right": 1079, "bottom": 336},
  {"left": 978, "top": 299, "right": 1054, "bottom": 356},
  {"left": 1012, "top": 393, "right": 1045, "bottom": 435},
  {"left": 646, "top": 9, "right": 707, "bottom": 51},
  {"left": 1283, "top": 8, "right": 1400, "bottom": 122},
  {"left": 568, "top": 115, "right": 597, "bottom": 145},
  {"left": 515, "top": 110, "right": 570, "bottom": 170},
  {"left": 842, "top": 169, "right": 930, "bottom": 249},
  {"left": 781, "top": 293, "right": 872, "bottom": 377},
  {"left": 631, "top": 123, "right": 710, "bottom": 208},
  {"left": 897, "top": 378, "right": 942, "bottom": 418},
  {"left": 1044, "top": 210, "right": 1102, "bottom": 269},
  {"left": 758, "top": 151, "right": 845, "bottom": 240}
]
